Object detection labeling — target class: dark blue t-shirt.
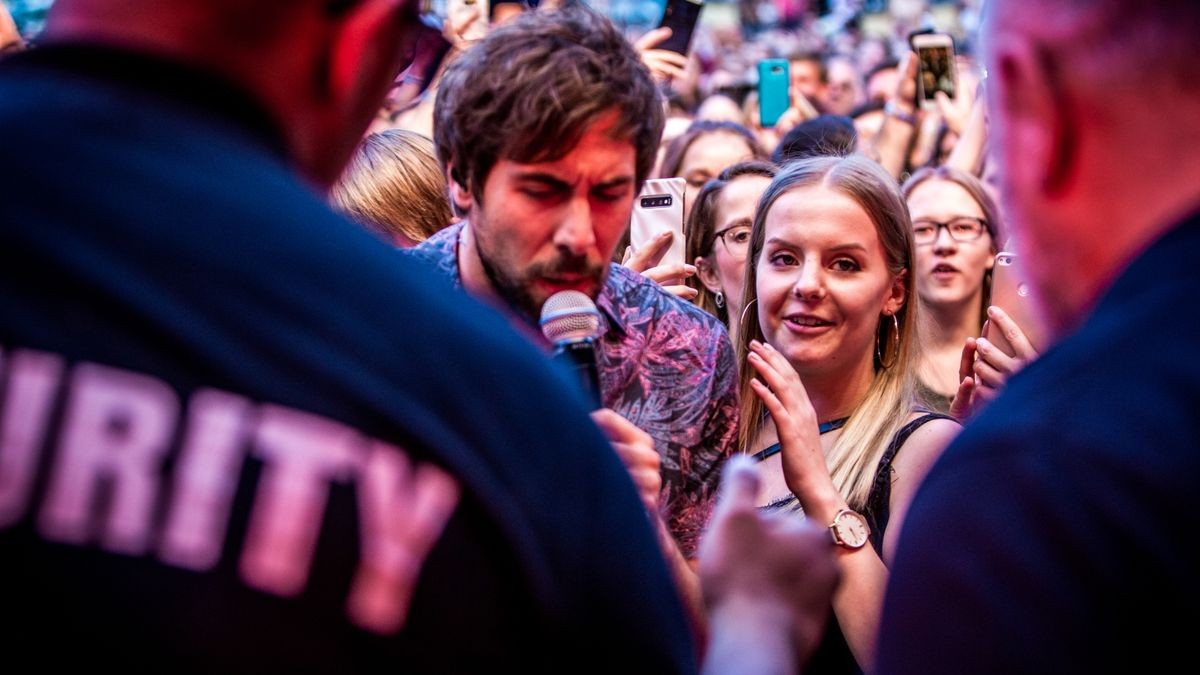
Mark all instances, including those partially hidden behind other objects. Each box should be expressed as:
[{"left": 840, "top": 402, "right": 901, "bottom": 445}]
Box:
[
  {"left": 0, "top": 45, "right": 696, "bottom": 673},
  {"left": 878, "top": 213, "right": 1200, "bottom": 674}
]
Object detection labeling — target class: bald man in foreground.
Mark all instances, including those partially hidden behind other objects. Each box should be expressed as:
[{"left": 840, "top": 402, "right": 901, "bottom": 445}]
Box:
[
  {"left": 0, "top": 0, "right": 699, "bottom": 670},
  {"left": 703, "top": 6, "right": 1200, "bottom": 673},
  {"left": 877, "top": 2, "right": 1200, "bottom": 672}
]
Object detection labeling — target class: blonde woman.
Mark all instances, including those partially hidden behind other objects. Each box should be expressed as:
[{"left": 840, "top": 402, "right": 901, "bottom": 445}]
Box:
[
  {"left": 330, "top": 130, "right": 454, "bottom": 247},
  {"left": 736, "top": 156, "right": 959, "bottom": 672}
]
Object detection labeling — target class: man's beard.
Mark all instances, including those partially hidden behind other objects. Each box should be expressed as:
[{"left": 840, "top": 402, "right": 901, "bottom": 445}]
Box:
[{"left": 478, "top": 248, "right": 608, "bottom": 326}]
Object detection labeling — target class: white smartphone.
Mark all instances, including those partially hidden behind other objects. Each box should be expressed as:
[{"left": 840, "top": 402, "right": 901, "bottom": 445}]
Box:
[
  {"left": 912, "top": 33, "right": 957, "bottom": 110},
  {"left": 984, "top": 250, "right": 1043, "bottom": 356},
  {"left": 447, "top": 0, "right": 489, "bottom": 42},
  {"left": 629, "top": 177, "right": 687, "bottom": 272}
]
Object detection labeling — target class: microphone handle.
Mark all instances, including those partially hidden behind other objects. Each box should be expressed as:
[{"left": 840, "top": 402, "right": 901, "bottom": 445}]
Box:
[{"left": 553, "top": 339, "right": 602, "bottom": 410}]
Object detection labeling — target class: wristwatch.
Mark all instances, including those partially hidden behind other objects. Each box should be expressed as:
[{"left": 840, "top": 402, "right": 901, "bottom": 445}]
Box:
[{"left": 828, "top": 508, "right": 870, "bottom": 549}]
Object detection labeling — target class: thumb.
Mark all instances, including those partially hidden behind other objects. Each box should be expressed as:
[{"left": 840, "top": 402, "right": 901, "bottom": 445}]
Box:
[
  {"left": 713, "top": 456, "right": 761, "bottom": 520},
  {"left": 624, "top": 231, "right": 673, "bottom": 273},
  {"left": 635, "top": 26, "right": 672, "bottom": 51},
  {"left": 948, "top": 376, "right": 975, "bottom": 421}
]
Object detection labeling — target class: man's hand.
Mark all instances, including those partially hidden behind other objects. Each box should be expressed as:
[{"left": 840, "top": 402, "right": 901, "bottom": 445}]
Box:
[
  {"left": 699, "top": 457, "right": 840, "bottom": 673},
  {"left": 591, "top": 408, "right": 662, "bottom": 515}
]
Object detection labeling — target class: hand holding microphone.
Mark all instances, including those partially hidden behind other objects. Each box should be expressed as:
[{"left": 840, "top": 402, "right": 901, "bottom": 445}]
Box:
[{"left": 543, "top": 291, "right": 664, "bottom": 514}]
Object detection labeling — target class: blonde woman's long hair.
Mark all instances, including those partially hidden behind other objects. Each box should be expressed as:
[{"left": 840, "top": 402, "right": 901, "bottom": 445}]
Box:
[{"left": 736, "top": 155, "right": 921, "bottom": 510}]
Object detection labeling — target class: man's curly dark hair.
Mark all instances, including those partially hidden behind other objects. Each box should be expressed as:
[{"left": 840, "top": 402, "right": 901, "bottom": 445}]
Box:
[{"left": 434, "top": 6, "right": 664, "bottom": 202}]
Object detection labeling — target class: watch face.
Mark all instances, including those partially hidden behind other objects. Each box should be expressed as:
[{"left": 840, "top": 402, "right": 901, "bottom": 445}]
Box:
[{"left": 833, "top": 510, "right": 870, "bottom": 548}]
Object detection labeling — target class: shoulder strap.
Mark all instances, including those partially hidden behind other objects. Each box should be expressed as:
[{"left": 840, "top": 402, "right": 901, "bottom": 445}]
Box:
[
  {"left": 880, "top": 411, "right": 956, "bottom": 467},
  {"left": 865, "top": 411, "right": 957, "bottom": 549}
]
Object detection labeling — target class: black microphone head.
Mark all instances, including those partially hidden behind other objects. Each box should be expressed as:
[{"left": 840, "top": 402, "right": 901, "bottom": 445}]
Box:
[{"left": 540, "top": 291, "right": 602, "bottom": 344}]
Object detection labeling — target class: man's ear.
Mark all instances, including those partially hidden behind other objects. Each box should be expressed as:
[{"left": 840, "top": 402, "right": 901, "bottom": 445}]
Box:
[
  {"left": 990, "top": 39, "right": 1077, "bottom": 199},
  {"left": 694, "top": 256, "right": 723, "bottom": 294},
  {"left": 447, "top": 164, "right": 474, "bottom": 213}
]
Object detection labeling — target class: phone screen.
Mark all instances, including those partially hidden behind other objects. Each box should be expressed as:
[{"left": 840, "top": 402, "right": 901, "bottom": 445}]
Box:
[
  {"left": 916, "top": 41, "right": 956, "bottom": 102},
  {"left": 658, "top": 0, "right": 704, "bottom": 56}
]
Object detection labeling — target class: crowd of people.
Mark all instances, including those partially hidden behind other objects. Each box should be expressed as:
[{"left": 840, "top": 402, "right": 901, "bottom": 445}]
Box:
[{"left": 1, "top": 0, "right": 1197, "bottom": 672}]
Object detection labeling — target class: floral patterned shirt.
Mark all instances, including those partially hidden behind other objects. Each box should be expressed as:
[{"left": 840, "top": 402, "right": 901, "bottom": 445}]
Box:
[{"left": 411, "top": 222, "right": 739, "bottom": 557}]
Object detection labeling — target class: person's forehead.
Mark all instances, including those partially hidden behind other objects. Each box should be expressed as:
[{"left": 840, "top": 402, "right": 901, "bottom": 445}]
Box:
[{"left": 498, "top": 111, "right": 637, "bottom": 177}]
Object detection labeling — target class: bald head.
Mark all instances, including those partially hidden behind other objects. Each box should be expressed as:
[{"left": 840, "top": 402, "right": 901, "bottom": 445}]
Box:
[
  {"left": 986, "top": 0, "right": 1200, "bottom": 99},
  {"left": 984, "top": 0, "right": 1200, "bottom": 337}
]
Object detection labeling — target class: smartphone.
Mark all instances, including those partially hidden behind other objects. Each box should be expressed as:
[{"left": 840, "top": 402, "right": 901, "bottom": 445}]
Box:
[
  {"left": 912, "top": 32, "right": 957, "bottom": 109},
  {"left": 758, "top": 58, "right": 790, "bottom": 128},
  {"left": 447, "top": 0, "right": 489, "bottom": 42},
  {"left": 629, "top": 178, "right": 687, "bottom": 277},
  {"left": 984, "top": 250, "right": 1043, "bottom": 357},
  {"left": 657, "top": 0, "right": 704, "bottom": 56}
]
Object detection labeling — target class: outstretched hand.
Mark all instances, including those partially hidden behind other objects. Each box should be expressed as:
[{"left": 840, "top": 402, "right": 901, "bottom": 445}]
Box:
[{"left": 699, "top": 456, "right": 840, "bottom": 673}]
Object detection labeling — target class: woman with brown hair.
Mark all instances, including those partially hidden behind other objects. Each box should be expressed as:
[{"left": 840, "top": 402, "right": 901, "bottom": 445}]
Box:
[
  {"left": 901, "top": 166, "right": 1001, "bottom": 411},
  {"left": 684, "top": 160, "right": 776, "bottom": 345},
  {"left": 902, "top": 166, "right": 1036, "bottom": 415},
  {"left": 658, "top": 120, "right": 766, "bottom": 192}
]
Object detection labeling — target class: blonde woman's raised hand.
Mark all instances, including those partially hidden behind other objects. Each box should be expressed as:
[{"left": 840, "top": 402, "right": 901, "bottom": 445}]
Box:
[{"left": 746, "top": 340, "right": 828, "bottom": 499}]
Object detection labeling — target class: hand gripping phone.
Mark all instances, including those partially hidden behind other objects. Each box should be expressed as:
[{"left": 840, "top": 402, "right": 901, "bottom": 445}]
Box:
[
  {"left": 984, "top": 250, "right": 1043, "bottom": 356},
  {"left": 629, "top": 177, "right": 687, "bottom": 274},
  {"left": 657, "top": 0, "right": 705, "bottom": 56}
]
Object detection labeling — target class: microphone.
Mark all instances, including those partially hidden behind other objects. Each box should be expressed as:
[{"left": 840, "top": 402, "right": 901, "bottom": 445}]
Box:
[{"left": 540, "top": 290, "right": 603, "bottom": 409}]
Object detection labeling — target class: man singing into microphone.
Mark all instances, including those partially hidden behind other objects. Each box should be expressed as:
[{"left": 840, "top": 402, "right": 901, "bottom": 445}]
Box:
[{"left": 410, "top": 7, "right": 738, "bottom": 619}]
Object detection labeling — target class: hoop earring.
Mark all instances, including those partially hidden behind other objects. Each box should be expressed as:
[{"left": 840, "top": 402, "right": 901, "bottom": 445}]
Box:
[
  {"left": 876, "top": 314, "right": 900, "bottom": 369},
  {"left": 739, "top": 298, "right": 758, "bottom": 330},
  {"left": 714, "top": 290, "right": 725, "bottom": 308}
]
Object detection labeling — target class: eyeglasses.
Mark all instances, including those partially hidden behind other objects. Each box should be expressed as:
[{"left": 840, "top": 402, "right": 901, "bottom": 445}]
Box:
[
  {"left": 713, "top": 224, "right": 753, "bottom": 260},
  {"left": 913, "top": 217, "right": 989, "bottom": 246}
]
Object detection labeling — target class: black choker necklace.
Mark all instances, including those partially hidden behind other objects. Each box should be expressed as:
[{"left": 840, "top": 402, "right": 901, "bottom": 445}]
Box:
[{"left": 750, "top": 416, "right": 850, "bottom": 462}]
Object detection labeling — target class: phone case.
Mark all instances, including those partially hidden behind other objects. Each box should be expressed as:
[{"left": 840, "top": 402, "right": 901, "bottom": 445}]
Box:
[
  {"left": 986, "top": 251, "right": 1043, "bottom": 355},
  {"left": 629, "top": 178, "right": 687, "bottom": 270},
  {"left": 758, "top": 59, "right": 790, "bottom": 128},
  {"left": 657, "top": 0, "right": 704, "bottom": 56}
]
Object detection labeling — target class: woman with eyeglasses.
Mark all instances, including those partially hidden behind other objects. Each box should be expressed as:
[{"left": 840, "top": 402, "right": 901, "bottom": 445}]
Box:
[
  {"left": 902, "top": 167, "right": 1011, "bottom": 414},
  {"left": 737, "top": 156, "right": 959, "bottom": 673},
  {"left": 685, "top": 161, "right": 777, "bottom": 346}
]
